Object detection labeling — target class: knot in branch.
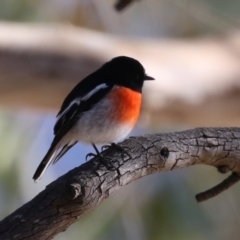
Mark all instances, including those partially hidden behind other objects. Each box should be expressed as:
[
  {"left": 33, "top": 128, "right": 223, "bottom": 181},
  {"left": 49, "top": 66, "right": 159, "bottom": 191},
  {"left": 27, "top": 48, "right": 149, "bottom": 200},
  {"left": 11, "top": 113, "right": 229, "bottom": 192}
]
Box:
[
  {"left": 160, "top": 147, "right": 169, "bottom": 159},
  {"left": 66, "top": 183, "right": 82, "bottom": 200}
]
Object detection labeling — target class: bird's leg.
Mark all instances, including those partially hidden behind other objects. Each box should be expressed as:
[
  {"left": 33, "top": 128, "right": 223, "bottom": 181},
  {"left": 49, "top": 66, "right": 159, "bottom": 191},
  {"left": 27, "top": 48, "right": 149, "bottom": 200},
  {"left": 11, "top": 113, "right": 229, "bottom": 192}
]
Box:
[
  {"left": 92, "top": 143, "right": 102, "bottom": 158},
  {"left": 101, "top": 142, "right": 131, "bottom": 159},
  {"left": 101, "top": 142, "right": 123, "bottom": 151},
  {"left": 86, "top": 143, "right": 114, "bottom": 170},
  {"left": 85, "top": 143, "right": 102, "bottom": 161}
]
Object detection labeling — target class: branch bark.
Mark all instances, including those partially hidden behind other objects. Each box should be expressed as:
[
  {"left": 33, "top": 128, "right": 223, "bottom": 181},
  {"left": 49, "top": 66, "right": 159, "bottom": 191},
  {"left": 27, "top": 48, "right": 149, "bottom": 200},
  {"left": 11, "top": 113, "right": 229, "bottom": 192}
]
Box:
[{"left": 1, "top": 127, "right": 240, "bottom": 240}]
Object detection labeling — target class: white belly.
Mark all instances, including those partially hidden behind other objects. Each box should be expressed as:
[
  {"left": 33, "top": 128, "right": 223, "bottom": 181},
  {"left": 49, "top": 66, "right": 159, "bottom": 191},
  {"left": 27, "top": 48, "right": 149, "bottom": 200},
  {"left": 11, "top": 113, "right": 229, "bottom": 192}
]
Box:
[
  {"left": 73, "top": 121, "right": 132, "bottom": 144},
  {"left": 67, "top": 96, "right": 134, "bottom": 144}
]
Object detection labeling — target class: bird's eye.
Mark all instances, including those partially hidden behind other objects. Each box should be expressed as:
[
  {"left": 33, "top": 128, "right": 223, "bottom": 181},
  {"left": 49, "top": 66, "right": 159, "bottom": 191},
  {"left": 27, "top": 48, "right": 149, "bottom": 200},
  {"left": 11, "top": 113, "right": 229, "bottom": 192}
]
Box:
[{"left": 135, "top": 75, "right": 140, "bottom": 80}]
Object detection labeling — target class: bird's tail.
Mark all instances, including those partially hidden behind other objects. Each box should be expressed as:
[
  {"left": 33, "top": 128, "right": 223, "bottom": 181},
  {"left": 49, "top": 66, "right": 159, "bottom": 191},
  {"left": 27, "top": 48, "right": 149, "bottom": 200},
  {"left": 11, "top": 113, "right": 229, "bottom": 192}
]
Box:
[
  {"left": 32, "top": 142, "right": 59, "bottom": 182},
  {"left": 33, "top": 139, "right": 77, "bottom": 182}
]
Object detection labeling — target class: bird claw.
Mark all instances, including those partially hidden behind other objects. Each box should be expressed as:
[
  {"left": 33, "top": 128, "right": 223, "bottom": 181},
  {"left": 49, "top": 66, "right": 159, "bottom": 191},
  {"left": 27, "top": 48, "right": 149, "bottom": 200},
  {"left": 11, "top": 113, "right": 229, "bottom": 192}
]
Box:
[
  {"left": 85, "top": 152, "right": 97, "bottom": 161},
  {"left": 85, "top": 151, "right": 115, "bottom": 170},
  {"left": 101, "top": 143, "right": 131, "bottom": 159},
  {"left": 101, "top": 144, "right": 112, "bottom": 151},
  {"left": 86, "top": 143, "right": 129, "bottom": 170}
]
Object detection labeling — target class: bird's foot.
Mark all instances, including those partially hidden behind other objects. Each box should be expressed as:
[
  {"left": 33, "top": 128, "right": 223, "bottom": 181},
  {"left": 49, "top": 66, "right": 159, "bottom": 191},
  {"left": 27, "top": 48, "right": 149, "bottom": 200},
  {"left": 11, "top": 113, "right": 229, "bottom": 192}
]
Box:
[
  {"left": 85, "top": 151, "right": 114, "bottom": 170},
  {"left": 85, "top": 152, "right": 98, "bottom": 161},
  {"left": 101, "top": 143, "right": 131, "bottom": 159}
]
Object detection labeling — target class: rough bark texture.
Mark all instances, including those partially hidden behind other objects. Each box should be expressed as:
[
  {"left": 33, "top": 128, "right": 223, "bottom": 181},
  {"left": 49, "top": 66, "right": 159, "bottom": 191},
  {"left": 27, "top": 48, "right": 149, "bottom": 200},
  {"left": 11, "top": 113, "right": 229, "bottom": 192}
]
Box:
[{"left": 1, "top": 127, "right": 240, "bottom": 240}]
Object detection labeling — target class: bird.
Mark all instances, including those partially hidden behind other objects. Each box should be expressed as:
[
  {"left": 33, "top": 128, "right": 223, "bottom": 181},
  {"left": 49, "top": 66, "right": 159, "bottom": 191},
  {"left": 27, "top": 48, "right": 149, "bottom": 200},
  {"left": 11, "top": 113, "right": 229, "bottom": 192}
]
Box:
[{"left": 33, "top": 56, "right": 154, "bottom": 182}]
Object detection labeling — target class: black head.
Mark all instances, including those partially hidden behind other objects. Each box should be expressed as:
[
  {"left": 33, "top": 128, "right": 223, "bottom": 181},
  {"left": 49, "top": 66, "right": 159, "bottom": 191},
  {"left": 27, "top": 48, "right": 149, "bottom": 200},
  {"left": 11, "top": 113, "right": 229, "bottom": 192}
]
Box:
[{"left": 100, "top": 56, "right": 154, "bottom": 92}]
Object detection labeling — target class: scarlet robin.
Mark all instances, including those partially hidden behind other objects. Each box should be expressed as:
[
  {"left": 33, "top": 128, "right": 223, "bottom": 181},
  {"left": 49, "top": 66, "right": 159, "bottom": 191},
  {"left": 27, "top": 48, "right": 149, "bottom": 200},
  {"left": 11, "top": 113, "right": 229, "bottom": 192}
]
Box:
[{"left": 33, "top": 56, "right": 154, "bottom": 181}]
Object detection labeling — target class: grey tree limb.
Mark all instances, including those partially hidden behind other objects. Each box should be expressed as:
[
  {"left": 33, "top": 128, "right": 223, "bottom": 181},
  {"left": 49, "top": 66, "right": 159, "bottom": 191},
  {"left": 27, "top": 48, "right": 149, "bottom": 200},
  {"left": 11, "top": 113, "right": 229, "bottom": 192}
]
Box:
[
  {"left": 1, "top": 127, "right": 240, "bottom": 240},
  {"left": 115, "top": 0, "right": 136, "bottom": 11}
]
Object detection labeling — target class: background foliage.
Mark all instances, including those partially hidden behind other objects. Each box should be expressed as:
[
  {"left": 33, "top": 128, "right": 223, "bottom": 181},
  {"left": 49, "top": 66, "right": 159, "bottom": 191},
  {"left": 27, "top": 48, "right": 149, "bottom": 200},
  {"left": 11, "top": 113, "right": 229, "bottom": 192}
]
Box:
[{"left": 1, "top": 1, "right": 240, "bottom": 239}]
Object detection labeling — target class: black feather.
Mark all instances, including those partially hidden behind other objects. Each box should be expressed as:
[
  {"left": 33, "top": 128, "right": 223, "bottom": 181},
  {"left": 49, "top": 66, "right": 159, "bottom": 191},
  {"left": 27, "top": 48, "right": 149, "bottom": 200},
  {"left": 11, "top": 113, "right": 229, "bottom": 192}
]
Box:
[
  {"left": 54, "top": 85, "right": 113, "bottom": 135},
  {"left": 53, "top": 142, "right": 77, "bottom": 164}
]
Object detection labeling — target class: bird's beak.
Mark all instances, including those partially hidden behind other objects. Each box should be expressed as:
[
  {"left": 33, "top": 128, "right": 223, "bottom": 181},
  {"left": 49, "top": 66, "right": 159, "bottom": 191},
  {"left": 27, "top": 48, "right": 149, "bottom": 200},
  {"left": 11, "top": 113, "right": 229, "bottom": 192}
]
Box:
[{"left": 144, "top": 74, "right": 155, "bottom": 80}]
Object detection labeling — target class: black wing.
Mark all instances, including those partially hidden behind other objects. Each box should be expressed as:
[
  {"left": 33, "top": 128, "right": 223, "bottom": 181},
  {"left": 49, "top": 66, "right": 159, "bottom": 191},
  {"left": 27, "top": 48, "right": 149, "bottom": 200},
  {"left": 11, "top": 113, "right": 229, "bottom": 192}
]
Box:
[
  {"left": 56, "top": 68, "right": 105, "bottom": 119},
  {"left": 54, "top": 83, "right": 113, "bottom": 136}
]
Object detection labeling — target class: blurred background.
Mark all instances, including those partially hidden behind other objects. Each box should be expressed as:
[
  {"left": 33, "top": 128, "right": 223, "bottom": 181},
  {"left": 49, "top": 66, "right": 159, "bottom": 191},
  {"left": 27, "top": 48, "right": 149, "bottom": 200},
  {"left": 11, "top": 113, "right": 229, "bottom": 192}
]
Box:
[{"left": 1, "top": 0, "right": 240, "bottom": 239}]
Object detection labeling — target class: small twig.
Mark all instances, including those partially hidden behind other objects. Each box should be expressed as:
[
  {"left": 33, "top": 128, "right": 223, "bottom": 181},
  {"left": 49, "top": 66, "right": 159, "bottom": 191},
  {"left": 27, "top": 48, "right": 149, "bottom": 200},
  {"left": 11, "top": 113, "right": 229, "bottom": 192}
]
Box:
[
  {"left": 115, "top": 0, "right": 135, "bottom": 11},
  {"left": 196, "top": 172, "right": 240, "bottom": 202}
]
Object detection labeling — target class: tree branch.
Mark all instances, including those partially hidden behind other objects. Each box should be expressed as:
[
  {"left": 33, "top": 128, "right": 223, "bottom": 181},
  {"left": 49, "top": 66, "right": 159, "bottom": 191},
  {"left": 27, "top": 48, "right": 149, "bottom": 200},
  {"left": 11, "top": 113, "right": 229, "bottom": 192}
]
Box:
[
  {"left": 1, "top": 127, "right": 240, "bottom": 239},
  {"left": 196, "top": 172, "right": 240, "bottom": 202},
  {"left": 115, "top": 0, "right": 136, "bottom": 11}
]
